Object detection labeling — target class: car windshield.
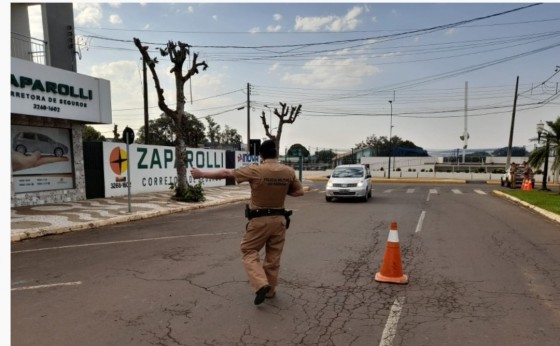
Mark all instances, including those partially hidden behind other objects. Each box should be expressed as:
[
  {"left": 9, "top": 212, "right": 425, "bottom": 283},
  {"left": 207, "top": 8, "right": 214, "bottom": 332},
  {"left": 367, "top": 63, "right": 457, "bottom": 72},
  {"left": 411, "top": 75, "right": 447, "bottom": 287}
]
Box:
[{"left": 332, "top": 167, "right": 364, "bottom": 178}]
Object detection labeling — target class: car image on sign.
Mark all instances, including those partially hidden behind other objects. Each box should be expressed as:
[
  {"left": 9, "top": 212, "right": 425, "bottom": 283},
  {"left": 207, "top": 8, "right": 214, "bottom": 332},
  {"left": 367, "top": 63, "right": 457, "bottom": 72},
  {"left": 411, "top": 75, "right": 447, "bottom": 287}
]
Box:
[{"left": 12, "top": 132, "right": 69, "bottom": 157}]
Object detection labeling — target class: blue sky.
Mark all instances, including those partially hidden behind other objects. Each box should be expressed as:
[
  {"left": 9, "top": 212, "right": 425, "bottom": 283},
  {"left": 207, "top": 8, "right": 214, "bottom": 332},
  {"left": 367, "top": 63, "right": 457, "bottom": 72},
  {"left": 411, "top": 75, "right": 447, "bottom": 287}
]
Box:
[{"left": 24, "top": 2, "right": 560, "bottom": 154}]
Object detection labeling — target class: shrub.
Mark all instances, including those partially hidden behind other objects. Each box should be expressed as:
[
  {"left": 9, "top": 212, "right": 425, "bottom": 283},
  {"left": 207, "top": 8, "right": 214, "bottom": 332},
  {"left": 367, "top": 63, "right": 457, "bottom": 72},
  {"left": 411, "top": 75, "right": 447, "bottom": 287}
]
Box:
[{"left": 169, "top": 181, "right": 206, "bottom": 202}]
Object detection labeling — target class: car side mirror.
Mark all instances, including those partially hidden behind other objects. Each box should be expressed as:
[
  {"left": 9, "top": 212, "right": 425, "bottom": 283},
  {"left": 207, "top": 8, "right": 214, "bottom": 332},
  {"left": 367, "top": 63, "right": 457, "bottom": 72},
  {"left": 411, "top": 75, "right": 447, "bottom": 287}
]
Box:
[
  {"left": 326, "top": 175, "right": 331, "bottom": 178},
  {"left": 366, "top": 174, "right": 371, "bottom": 178}
]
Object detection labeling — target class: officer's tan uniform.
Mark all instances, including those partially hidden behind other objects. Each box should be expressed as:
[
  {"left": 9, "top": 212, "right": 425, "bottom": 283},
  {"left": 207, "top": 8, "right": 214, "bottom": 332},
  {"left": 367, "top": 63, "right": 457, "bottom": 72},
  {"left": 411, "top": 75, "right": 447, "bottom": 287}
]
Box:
[{"left": 234, "top": 159, "right": 303, "bottom": 293}]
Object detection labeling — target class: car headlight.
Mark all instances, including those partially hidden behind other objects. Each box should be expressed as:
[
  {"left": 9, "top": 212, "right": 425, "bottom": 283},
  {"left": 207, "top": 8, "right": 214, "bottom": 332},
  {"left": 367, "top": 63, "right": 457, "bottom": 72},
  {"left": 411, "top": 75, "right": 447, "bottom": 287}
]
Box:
[
  {"left": 357, "top": 180, "right": 364, "bottom": 187},
  {"left": 327, "top": 181, "right": 333, "bottom": 188}
]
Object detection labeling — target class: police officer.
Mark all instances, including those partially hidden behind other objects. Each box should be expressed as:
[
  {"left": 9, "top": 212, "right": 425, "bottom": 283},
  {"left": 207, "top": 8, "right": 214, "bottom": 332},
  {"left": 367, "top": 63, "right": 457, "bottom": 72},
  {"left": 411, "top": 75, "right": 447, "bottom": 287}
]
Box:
[{"left": 191, "top": 140, "right": 304, "bottom": 305}]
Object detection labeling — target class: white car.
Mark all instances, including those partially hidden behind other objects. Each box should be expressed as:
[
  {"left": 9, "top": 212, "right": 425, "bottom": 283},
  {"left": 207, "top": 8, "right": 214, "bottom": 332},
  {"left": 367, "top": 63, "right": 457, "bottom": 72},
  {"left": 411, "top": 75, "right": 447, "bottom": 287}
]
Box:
[{"left": 325, "top": 164, "right": 372, "bottom": 202}]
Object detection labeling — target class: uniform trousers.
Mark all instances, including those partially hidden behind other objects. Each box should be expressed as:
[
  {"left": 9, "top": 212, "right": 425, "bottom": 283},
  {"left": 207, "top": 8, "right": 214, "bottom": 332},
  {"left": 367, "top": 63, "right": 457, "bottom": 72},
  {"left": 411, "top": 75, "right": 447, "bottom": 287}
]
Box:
[{"left": 241, "top": 215, "right": 286, "bottom": 292}]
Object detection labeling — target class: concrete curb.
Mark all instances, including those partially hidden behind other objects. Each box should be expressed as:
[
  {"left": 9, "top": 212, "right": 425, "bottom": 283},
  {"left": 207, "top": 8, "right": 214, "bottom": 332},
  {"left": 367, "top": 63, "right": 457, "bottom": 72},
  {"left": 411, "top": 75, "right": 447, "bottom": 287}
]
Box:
[{"left": 492, "top": 190, "right": 560, "bottom": 225}]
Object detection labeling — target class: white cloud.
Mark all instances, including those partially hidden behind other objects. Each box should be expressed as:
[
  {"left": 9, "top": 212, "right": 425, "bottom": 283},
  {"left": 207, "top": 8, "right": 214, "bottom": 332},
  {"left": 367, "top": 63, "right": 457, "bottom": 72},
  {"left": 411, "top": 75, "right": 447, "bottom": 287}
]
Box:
[
  {"left": 212, "top": 15, "right": 218, "bottom": 21},
  {"left": 74, "top": 3, "right": 103, "bottom": 27},
  {"left": 445, "top": 28, "right": 456, "bottom": 35},
  {"left": 294, "top": 6, "right": 364, "bottom": 32},
  {"left": 109, "top": 14, "right": 122, "bottom": 25},
  {"left": 108, "top": 3, "right": 121, "bottom": 8},
  {"left": 282, "top": 56, "right": 379, "bottom": 88},
  {"left": 249, "top": 27, "right": 260, "bottom": 34},
  {"left": 143, "top": 24, "right": 150, "bottom": 30},
  {"left": 267, "top": 25, "right": 282, "bottom": 32},
  {"left": 187, "top": 6, "right": 194, "bottom": 13},
  {"left": 273, "top": 14, "right": 282, "bottom": 21},
  {"left": 268, "top": 63, "right": 280, "bottom": 73}
]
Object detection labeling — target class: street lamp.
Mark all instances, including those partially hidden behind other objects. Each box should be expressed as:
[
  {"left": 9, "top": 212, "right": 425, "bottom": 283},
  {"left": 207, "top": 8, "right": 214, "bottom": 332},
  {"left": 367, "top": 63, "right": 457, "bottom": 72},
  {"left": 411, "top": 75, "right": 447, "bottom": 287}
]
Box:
[
  {"left": 536, "top": 121, "right": 550, "bottom": 191},
  {"left": 388, "top": 100, "right": 393, "bottom": 179}
]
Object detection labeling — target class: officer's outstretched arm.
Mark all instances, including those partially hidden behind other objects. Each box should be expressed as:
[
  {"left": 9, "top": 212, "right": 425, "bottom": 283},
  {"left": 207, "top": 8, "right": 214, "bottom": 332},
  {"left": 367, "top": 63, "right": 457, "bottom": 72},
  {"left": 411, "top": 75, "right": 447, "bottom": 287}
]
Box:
[
  {"left": 191, "top": 167, "right": 235, "bottom": 180},
  {"left": 288, "top": 187, "right": 305, "bottom": 197}
]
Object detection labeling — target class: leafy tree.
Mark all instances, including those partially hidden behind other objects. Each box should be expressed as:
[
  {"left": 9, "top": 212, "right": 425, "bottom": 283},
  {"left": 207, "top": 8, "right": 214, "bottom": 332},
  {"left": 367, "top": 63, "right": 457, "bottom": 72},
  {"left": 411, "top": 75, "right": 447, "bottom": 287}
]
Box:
[
  {"left": 354, "top": 134, "right": 428, "bottom": 156},
  {"left": 82, "top": 125, "right": 105, "bottom": 141},
  {"left": 205, "top": 116, "right": 221, "bottom": 145},
  {"left": 137, "top": 113, "right": 206, "bottom": 147},
  {"left": 218, "top": 125, "right": 242, "bottom": 148},
  {"left": 260, "top": 102, "right": 302, "bottom": 151},
  {"left": 134, "top": 37, "right": 208, "bottom": 199},
  {"left": 112, "top": 124, "right": 121, "bottom": 142},
  {"left": 287, "top": 144, "right": 309, "bottom": 157},
  {"left": 315, "top": 149, "right": 336, "bottom": 163},
  {"left": 491, "top": 146, "right": 528, "bottom": 157},
  {"left": 528, "top": 117, "right": 560, "bottom": 191},
  {"left": 137, "top": 115, "right": 175, "bottom": 146}
]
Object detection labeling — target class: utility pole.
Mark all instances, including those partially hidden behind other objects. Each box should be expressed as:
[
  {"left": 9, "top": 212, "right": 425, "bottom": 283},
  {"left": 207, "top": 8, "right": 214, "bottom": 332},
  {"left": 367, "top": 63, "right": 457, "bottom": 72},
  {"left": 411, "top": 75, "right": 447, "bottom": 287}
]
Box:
[
  {"left": 246, "top": 83, "right": 251, "bottom": 153},
  {"left": 506, "top": 76, "right": 519, "bottom": 169},
  {"left": 143, "top": 58, "right": 149, "bottom": 144},
  {"left": 388, "top": 100, "right": 393, "bottom": 179}
]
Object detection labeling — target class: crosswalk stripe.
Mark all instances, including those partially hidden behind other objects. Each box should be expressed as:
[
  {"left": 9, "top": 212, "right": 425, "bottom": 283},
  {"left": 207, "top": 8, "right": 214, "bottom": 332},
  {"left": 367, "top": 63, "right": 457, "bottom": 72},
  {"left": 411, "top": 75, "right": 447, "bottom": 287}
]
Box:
[
  {"left": 429, "top": 189, "right": 438, "bottom": 194},
  {"left": 406, "top": 189, "right": 415, "bottom": 194},
  {"left": 384, "top": 189, "right": 394, "bottom": 193},
  {"left": 452, "top": 189, "right": 462, "bottom": 194},
  {"left": 474, "top": 189, "right": 487, "bottom": 195}
]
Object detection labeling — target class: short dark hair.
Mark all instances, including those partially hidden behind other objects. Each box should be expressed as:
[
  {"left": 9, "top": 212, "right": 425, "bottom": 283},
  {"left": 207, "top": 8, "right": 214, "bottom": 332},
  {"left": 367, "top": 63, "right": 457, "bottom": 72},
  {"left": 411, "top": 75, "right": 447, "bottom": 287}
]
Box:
[{"left": 259, "top": 140, "right": 277, "bottom": 159}]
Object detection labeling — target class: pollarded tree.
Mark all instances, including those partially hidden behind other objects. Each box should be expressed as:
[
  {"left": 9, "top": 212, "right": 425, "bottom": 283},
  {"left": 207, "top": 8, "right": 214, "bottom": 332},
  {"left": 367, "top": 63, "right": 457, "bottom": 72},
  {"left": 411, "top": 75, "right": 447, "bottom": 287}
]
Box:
[
  {"left": 260, "top": 102, "right": 302, "bottom": 151},
  {"left": 133, "top": 38, "right": 208, "bottom": 198}
]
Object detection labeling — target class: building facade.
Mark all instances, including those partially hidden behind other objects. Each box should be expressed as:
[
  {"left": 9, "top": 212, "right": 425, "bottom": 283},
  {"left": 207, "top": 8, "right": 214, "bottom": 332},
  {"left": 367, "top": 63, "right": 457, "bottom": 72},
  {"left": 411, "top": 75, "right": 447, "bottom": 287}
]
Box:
[{"left": 11, "top": 3, "right": 112, "bottom": 207}]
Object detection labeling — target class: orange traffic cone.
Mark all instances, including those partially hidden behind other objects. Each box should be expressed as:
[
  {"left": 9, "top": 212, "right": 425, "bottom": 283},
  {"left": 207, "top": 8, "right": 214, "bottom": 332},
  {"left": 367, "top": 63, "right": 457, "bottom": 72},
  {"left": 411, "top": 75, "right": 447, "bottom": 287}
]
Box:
[
  {"left": 521, "top": 178, "right": 532, "bottom": 191},
  {"left": 375, "top": 222, "right": 409, "bottom": 284}
]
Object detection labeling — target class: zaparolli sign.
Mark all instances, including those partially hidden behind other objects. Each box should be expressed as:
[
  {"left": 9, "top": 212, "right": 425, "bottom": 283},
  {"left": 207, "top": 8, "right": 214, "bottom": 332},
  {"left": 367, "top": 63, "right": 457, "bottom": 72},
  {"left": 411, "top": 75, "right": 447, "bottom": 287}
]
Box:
[{"left": 103, "top": 143, "right": 255, "bottom": 197}]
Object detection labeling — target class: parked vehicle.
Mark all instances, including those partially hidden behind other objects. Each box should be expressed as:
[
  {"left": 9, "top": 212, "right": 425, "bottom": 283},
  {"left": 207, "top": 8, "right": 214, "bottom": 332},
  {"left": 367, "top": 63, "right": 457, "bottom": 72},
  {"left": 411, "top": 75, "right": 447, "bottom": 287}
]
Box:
[
  {"left": 325, "top": 164, "right": 372, "bottom": 202},
  {"left": 12, "top": 132, "right": 69, "bottom": 157},
  {"left": 500, "top": 163, "right": 534, "bottom": 188}
]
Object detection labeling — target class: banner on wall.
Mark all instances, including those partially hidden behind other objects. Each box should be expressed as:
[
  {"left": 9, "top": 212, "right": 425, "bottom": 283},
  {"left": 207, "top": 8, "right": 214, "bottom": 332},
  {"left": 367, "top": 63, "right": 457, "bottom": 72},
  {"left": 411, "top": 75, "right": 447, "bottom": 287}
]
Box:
[
  {"left": 234, "top": 151, "right": 260, "bottom": 168},
  {"left": 103, "top": 143, "right": 236, "bottom": 197},
  {"left": 11, "top": 125, "right": 74, "bottom": 193}
]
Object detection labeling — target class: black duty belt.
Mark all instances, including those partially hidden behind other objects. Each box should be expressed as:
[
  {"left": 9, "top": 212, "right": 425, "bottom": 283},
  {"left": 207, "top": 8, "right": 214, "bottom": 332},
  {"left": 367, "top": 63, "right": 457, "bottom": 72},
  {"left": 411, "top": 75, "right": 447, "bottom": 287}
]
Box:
[{"left": 245, "top": 204, "right": 293, "bottom": 228}]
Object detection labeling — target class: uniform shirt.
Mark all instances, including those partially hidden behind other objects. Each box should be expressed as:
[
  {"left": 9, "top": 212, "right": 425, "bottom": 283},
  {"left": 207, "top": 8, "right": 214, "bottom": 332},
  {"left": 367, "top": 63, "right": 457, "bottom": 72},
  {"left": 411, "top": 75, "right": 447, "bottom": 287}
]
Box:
[{"left": 234, "top": 159, "right": 303, "bottom": 210}]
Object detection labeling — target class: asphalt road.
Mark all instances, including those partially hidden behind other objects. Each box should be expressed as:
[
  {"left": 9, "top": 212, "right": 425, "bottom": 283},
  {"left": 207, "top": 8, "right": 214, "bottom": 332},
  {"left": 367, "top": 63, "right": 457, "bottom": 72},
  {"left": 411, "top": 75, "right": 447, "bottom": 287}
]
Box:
[{"left": 11, "top": 183, "right": 560, "bottom": 346}]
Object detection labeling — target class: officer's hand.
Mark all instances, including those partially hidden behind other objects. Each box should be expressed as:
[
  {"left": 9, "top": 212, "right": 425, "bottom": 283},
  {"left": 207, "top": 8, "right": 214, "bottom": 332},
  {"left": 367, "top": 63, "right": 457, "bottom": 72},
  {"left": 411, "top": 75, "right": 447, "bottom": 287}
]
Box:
[{"left": 191, "top": 167, "right": 203, "bottom": 179}]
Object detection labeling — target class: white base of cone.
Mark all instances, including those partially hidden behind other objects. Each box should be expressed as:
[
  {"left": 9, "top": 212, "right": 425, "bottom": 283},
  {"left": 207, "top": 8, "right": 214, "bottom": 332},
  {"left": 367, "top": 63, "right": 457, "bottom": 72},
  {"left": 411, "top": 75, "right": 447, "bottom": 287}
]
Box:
[{"left": 374, "top": 272, "right": 409, "bottom": 284}]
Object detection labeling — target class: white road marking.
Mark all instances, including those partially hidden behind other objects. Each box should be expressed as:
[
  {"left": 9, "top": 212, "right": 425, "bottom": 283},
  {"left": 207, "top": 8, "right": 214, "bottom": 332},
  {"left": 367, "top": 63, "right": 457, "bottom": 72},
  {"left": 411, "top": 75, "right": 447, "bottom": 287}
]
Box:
[
  {"left": 379, "top": 296, "right": 406, "bottom": 346},
  {"left": 384, "top": 189, "right": 394, "bottom": 193},
  {"left": 12, "top": 281, "right": 82, "bottom": 291},
  {"left": 452, "top": 189, "right": 462, "bottom": 194},
  {"left": 406, "top": 189, "right": 415, "bottom": 194},
  {"left": 474, "top": 189, "right": 487, "bottom": 195},
  {"left": 415, "top": 211, "right": 426, "bottom": 233},
  {"left": 11, "top": 232, "right": 238, "bottom": 254}
]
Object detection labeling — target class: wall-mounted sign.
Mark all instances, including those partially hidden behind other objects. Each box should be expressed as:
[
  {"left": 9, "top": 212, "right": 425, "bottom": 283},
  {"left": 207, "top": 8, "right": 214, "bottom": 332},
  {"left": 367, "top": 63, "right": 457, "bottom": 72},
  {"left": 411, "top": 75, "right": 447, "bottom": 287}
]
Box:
[
  {"left": 10, "top": 57, "right": 112, "bottom": 124},
  {"left": 103, "top": 143, "right": 231, "bottom": 197}
]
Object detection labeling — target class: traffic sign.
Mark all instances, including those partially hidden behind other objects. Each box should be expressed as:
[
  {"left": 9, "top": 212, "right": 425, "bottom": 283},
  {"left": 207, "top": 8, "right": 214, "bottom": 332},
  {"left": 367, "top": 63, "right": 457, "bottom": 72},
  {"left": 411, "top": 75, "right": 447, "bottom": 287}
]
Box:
[{"left": 123, "top": 127, "right": 135, "bottom": 144}]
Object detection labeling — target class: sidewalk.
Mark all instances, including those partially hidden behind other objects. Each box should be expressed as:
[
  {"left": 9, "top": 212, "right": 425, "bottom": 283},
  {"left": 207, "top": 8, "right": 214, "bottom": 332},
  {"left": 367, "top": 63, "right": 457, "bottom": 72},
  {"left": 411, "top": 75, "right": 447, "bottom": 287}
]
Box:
[{"left": 11, "top": 185, "right": 252, "bottom": 242}]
